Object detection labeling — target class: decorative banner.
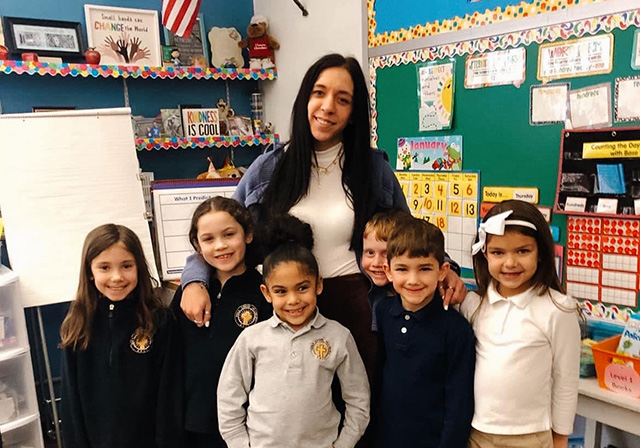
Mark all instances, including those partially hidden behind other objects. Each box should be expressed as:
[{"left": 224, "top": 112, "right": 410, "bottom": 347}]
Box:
[
  {"left": 464, "top": 47, "right": 526, "bottom": 89},
  {"left": 568, "top": 83, "right": 612, "bottom": 130},
  {"left": 396, "top": 136, "right": 462, "bottom": 171},
  {"left": 632, "top": 29, "right": 640, "bottom": 70},
  {"left": 417, "top": 60, "right": 455, "bottom": 131},
  {"left": 582, "top": 140, "right": 640, "bottom": 159},
  {"left": 537, "top": 34, "right": 614, "bottom": 81},
  {"left": 182, "top": 108, "right": 220, "bottom": 137},
  {"left": 530, "top": 83, "right": 569, "bottom": 125},
  {"left": 615, "top": 76, "right": 640, "bottom": 122}
]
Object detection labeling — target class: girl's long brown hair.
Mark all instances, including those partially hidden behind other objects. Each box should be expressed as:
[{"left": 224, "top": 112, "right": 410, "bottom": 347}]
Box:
[{"left": 59, "top": 224, "right": 162, "bottom": 351}]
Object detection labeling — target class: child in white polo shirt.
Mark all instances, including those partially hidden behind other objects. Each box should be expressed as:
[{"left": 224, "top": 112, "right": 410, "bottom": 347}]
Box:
[{"left": 460, "top": 200, "right": 581, "bottom": 448}]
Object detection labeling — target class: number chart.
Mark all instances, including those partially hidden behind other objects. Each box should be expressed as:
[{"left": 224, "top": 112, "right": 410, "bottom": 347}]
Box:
[{"left": 395, "top": 171, "right": 480, "bottom": 275}]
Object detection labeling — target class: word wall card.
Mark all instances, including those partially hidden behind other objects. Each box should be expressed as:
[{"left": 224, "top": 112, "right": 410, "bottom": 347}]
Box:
[
  {"left": 566, "top": 216, "right": 640, "bottom": 309},
  {"left": 395, "top": 171, "right": 480, "bottom": 275}
]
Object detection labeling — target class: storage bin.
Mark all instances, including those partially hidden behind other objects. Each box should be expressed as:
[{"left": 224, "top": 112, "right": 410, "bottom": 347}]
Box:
[{"left": 591, "top": 335, "right": 640, "bottom": 397}]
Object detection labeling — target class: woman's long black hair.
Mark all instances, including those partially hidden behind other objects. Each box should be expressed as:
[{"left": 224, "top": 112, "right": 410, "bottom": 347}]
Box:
[{"left": 260, "top": 53, "right": 376, "bottom": 250}]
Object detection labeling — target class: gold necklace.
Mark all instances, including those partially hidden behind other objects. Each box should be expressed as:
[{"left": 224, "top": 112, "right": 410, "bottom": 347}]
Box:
[{"left": 313, "top": 148, "right": 342, "bottom": 188}]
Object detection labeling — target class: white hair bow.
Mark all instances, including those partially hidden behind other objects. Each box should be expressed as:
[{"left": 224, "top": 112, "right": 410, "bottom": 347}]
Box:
[
  {"left": 471, "top": 210, "right": 513, "bottom": 255},
  {"left": 471, "top": 210, "right": 538, "bottom": 255}
]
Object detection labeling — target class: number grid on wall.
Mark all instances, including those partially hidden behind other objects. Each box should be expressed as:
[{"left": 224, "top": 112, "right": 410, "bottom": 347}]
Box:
[
  {"left": 395, "top": 170, "right": 480, "bottom": 276},
  {"left": 565, "top": 216, "right": 640, "bottom": 309}
]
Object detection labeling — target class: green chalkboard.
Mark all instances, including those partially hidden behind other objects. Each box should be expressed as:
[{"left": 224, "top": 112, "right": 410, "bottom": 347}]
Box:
[{"left": 374, "top": 27, "right": 640, "bottom": 239}]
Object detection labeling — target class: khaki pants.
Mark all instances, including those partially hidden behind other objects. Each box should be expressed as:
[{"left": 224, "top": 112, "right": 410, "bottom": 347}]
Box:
[{"left": 468, "top": 428, "right": 553, "bottom": 448}]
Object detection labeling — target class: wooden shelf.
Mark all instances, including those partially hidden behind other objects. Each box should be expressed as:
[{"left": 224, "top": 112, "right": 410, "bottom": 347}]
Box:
[
  {"left": 135, "top": 134, "right": 279, "bottom": 151},
  {"left": 0, "top": 60, "right": 277, "bottom": 80}
]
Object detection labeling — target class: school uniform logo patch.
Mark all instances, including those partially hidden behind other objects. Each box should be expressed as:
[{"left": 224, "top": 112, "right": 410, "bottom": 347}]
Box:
[
  {"left": 310, "top": 339, "right": 332, "bottom": 360},
  {"left": 129, "top": 329, "right": 153, "bottom": 354},
  {"left": 234, "top": 304, "right": 258, "bottom": 328}
]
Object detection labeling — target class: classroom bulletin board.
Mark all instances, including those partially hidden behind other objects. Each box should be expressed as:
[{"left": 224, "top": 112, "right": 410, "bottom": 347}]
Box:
[{"left": 370, "top": 10, "right": 640, "bottom": 318}]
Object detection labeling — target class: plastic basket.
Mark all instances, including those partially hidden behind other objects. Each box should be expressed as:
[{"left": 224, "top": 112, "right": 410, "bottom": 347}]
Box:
[{"left": 591, "top": 335, "right": 640, "bottom": 397}]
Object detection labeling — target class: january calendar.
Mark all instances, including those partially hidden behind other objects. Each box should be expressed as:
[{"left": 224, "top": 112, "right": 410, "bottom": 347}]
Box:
[{"left": 395, "top": 170, "right": 481, "bottom": 276}]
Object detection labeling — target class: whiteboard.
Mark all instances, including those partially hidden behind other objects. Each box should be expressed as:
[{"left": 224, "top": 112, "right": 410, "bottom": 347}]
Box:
[
  {"left": 0, "top": 107, "right": 158, "bottom": 307},
  {"left": 152, "top": 181, "right": 237, "bottom": 280}
]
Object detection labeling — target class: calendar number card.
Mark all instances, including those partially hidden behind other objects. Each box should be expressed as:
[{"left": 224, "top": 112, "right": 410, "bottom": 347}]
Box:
[{"left": 396, "top": 170, "right": 480, "bottom": 275}]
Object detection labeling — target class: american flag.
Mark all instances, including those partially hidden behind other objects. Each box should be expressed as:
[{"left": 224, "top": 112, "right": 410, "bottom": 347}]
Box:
[{"left": 162, "top": 0, "right": 202, "bottom": 38}]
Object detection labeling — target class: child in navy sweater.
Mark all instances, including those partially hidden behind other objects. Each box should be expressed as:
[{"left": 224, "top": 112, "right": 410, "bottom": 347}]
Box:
[{"left": 375, "top": 216, "right": 475, "bottom": 448}]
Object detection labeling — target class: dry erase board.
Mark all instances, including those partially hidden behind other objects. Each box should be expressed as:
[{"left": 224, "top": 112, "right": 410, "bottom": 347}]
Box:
[{"left": 152, "top": 180, "right": 238, "bottom": 280}]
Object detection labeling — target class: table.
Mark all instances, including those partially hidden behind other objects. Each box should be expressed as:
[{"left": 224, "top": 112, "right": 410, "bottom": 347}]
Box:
[{"left": 577, "top": 378, "right": 640, "bottom": 448}]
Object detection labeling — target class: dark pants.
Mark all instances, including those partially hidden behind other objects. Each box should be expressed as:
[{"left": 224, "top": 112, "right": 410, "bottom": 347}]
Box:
[
  {"left": 185, "top": 430, "right": 227, "bottom": 448},
  {"left": 318, "top": 273, "right": 377, "bottom": 448}
]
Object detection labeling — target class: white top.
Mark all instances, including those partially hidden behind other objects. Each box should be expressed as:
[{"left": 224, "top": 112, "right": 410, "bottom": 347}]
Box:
[
  {"left": 289, "top": 142, "right": 360, "bottom": 278},
  {"left": 459, "top": 283, "right": 581, "bottom": 435}
]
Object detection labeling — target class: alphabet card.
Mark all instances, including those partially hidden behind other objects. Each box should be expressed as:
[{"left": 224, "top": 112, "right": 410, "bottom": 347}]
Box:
[
  {"left": 395, "top": 170, "right": 480, "bottom": 276},
  {"left": 181, "top": 107, "right": 220, "bottom": 138}
]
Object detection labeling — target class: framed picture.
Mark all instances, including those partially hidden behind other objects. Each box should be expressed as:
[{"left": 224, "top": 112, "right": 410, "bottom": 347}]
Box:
[
  {"left": 132, "top": 116, "right": 162, "bottom": 139},
  {"left": 84, "top": 5, "right": 161, "bottom": 67},
  {"left": 229, "top": 116, "right": 254, "bottom": 136},
  {"left": 163, "top": 14, "right": 209, "bottom": 67},
  {"left": 161, "top": 109, "right": 183, "bottom": 137},
  {"left": 2, "top": 16, "right": 83, "bottom": 58}
]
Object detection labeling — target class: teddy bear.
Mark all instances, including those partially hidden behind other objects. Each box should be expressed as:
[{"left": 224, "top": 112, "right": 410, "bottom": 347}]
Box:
[{"left": 238, "top": 15, "right": 280, "bottom": 70}]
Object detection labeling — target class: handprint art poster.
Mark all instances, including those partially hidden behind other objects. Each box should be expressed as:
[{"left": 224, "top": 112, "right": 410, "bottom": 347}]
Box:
[{"left": 85, "top": 5, "right": 162, "bottom": 67}]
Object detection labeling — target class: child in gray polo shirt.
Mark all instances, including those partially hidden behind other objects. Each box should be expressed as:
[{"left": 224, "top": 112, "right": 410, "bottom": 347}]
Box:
[{"left": 217, "top": 216, "right": 370, "bottom": 448}]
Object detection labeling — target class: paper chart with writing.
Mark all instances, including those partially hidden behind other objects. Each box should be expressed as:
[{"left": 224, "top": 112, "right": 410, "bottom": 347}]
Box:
[
  {"left": 530, "top": 83, "right": 569, "bottom": 125},
  {"left": 537, "top": 34, "right": 614, "bottom": 81},
  {"left": 152, "top": 182, "right": 237, "bottom": 280},
  {"left": 615, "top": 76, "right": 640, "bottom": 122},
  {"left": 464, "top": 47, "right": 526, "bottom": 89},
  {"left": 418, "top": 61, "right": 455, "bottom": 131},
  {"left": 568, "top": 83, "right": 612, "bottom": 129}
]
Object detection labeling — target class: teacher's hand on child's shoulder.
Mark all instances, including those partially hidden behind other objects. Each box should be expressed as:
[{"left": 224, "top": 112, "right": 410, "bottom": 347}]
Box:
[
  {"left": 181, "top": 281, "right": 211, "bottom": 328},
  {"left": 439, "top": 269, "right": 468, "bottom": 309}
]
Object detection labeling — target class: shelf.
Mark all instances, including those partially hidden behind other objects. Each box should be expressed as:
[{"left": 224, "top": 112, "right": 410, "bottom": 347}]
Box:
[
  {"left": 0, "top": 60, "right": 278, "bottom": 81},
  {"left": 0, "top": 346, "right": 29, "bottom": 363},
  {"left": 136, "top": 134, "right": 279, "bottom": 151},
  {"left": 0, "top": 412, "right": 40, "bottom": 433}
]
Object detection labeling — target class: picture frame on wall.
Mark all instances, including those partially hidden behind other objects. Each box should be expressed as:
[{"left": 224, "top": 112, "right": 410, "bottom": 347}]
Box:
[
  {"left": 163, "top": 14, "right": 209, "bottom": 67},
  {"left": 84, "top": 5, "right": 161, "bottom": 67},
  {"left": 2, "top": 16, "right": 83, "bottom": 58}
]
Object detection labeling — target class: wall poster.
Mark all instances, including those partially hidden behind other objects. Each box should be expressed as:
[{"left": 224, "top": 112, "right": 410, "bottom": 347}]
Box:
[
  {"left": 417, "top": 60, "right": 455, "bottom": 131},
  {"left": 537, "top": 34, "right": 614, "bottom": 81}
]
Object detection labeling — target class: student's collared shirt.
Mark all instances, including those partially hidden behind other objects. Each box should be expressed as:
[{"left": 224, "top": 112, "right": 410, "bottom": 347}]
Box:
[
  {"left": 460, "top": 283, "right": 580, "bottom": 436},
  {"left": 217, "top": 309, "right": 370, "bottom": 448}
]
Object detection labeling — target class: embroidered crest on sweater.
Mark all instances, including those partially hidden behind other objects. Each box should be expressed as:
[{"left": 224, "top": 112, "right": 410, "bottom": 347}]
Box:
[
  {"left": 234, "top": 304, "right": 258, "bottom": 328},
  {"left": 310, "top": 339, "right": 332, "bottom": 360},
  {"left": 130, "top": 328, "right": 153, "bottom": 354}
]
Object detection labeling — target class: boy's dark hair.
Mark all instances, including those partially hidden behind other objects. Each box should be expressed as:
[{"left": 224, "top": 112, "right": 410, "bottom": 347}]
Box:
[
  {"left": 363, "top": 209, "right": 411, "bottom": 242},
  {"left": 387, "top": 216, "right": 445, "bottom": 265},
  {"left": 261, "top": 214, "right": 319, "bottom": 281},
  {"left": 472, "top": 199, "right": 563, "bottom": 297}
]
